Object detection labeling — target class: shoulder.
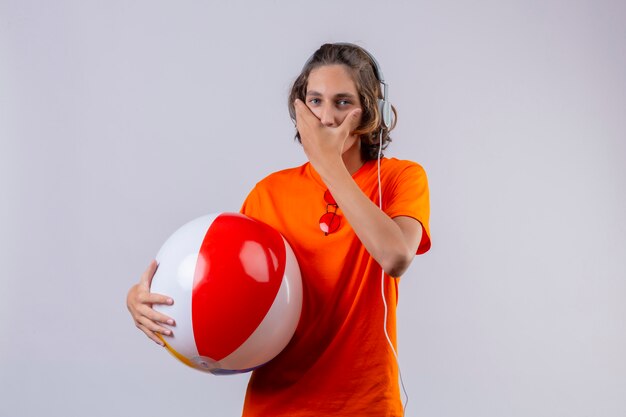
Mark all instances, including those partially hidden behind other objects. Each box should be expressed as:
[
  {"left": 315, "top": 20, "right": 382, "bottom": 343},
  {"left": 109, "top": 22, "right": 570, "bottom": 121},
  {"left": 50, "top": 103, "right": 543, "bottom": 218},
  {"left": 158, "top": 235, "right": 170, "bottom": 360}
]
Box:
[
  {"left": 381, "top": 157, "right": 428, "bottom": 181},
  {"left": 241, "top": 163, "right": 311, "bottom": 218},
  {"left": 251, "top": 163, "right": 309, "bottom": 191}
]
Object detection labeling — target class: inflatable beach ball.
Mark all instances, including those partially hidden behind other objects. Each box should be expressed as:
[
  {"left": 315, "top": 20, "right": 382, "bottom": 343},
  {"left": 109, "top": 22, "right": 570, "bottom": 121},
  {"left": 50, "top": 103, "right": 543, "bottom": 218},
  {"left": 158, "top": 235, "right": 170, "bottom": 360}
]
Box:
[{"left": 150, "top": 212, "right": 302, "bottom": 374}]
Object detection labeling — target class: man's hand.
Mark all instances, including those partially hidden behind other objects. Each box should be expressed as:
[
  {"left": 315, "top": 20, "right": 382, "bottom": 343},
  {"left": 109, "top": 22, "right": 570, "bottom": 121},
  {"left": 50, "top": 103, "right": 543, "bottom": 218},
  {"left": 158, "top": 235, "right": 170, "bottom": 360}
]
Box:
[
  {"left": 126, "top": 260, "right": 176, "bottom": 346},
  {"left": 294, "top": 98, "right": 362, "bottom": 173}
]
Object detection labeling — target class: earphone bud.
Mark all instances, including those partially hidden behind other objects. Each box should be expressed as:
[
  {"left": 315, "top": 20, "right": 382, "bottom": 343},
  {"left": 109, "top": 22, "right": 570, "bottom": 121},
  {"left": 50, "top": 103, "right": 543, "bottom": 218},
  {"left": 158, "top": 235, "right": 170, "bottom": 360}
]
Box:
[{"left": 379, "top": 96, "right": 393, "bottom": 130}]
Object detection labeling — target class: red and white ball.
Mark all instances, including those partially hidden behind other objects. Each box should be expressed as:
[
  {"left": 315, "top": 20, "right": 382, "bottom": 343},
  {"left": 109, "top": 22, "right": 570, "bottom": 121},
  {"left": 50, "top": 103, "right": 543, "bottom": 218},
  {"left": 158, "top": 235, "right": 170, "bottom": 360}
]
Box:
[{"left": 150, "top": 212, "right": 302, "bottom": 374}]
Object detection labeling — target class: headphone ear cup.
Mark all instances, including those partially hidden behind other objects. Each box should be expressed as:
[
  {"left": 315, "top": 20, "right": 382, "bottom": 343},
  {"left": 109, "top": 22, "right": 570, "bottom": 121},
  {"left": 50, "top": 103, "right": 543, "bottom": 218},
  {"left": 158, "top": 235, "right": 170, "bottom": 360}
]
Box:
[{"left": 379, "top": 99, "right": 393, "bottom": 129}]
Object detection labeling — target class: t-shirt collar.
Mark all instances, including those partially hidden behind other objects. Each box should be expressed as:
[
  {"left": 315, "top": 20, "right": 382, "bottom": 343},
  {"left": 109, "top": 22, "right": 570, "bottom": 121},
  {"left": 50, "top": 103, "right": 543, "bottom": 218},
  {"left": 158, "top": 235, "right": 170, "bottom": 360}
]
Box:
[{"left": 305, "top": 159, "right": 378, "bottom": 189}]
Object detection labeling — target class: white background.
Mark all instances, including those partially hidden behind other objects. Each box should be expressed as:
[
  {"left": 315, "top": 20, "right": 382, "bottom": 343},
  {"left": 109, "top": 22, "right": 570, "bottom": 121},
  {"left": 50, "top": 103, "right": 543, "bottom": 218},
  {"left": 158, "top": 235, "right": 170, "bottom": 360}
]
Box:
[{"left": 1, "top": 1, "right": 625, "bottom": 416}]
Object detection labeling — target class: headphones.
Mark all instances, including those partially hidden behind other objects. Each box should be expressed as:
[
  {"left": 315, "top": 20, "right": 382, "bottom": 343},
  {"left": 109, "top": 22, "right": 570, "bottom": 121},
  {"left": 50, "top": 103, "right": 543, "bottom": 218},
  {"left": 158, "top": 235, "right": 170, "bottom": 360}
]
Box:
[{"left": 302, "top": 43, "right": 394, "bottom": 131}]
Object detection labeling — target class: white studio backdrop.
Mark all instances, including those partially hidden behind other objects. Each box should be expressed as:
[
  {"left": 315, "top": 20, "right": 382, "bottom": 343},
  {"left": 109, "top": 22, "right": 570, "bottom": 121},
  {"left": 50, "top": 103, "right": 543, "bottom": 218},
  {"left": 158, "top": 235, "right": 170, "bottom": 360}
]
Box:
[{"left": 1, "top": 1, "right": 625, "bottom": 416}]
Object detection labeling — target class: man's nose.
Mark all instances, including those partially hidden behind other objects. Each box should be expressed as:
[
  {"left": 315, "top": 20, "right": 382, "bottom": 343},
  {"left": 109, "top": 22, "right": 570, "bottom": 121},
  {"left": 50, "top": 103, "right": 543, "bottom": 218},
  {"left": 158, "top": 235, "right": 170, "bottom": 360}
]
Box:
[{"left": 319, "top": 104, "right": 338, "bottom": 127}]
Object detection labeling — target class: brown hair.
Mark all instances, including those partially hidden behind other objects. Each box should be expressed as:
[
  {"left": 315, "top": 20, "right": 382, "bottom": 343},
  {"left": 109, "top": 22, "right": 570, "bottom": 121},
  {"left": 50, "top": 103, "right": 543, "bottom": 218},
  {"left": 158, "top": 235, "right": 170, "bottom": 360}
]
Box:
[{"left": 288, "top": 43, "right": 397, "bottom": 161}]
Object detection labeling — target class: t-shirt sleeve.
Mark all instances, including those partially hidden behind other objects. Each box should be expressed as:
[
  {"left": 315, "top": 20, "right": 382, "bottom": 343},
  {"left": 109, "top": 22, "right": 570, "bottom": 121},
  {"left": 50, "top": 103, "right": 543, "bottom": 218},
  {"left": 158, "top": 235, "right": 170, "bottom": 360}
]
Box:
[
  {"left": 384, "top": 162, "right": 431, "bottom": 254},
  {"left": 239, "top": 178, "right": 283, "bottom": 230},
  {"left": 240, "top": 185, "right": 261, "bottom": 218}
]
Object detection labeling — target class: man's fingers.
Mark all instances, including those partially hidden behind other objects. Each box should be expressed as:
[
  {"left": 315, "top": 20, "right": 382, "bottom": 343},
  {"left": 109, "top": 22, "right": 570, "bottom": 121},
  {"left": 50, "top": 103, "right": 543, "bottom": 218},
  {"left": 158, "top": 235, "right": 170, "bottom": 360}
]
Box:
[
  {"left": 137, "top": 323, "right": 166, "bottom": 346},
  {"left": 138, "top": 315, "right": 173, "bottom": 336},
  {"left": 139, "top": 259, "right": 158, "bottom": 287},
  {"left": 139, "top": 291, "right": 174, "bottom": 306},
  {"left": 146, "top": 306, "right": 176, "bottom": 326},
  {"left": 294, "top": 98, "right": 306, "bottom": 116},
  {"left": 294, "top": 99, "right": 305, "bottom": 127},
  {"left": 340, "top": 107, "right": 362, "bottom": 133},
  {"left": 294, "top": 99, "right": 319, "bottom": 126}
]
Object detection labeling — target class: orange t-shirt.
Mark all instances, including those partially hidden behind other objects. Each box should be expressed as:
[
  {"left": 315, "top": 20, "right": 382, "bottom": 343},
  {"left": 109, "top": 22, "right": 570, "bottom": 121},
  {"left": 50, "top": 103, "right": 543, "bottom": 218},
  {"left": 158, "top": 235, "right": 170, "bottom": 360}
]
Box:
[{"left": 239, "top": 158, "right": 431, "bottom": 417}]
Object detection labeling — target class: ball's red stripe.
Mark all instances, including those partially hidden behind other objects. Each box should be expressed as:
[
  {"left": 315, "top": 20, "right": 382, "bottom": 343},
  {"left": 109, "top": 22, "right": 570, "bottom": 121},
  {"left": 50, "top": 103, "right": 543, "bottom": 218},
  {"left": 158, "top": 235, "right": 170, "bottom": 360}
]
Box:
[{"left": 191, "top": 213, "right": 286, "bottom": 361}]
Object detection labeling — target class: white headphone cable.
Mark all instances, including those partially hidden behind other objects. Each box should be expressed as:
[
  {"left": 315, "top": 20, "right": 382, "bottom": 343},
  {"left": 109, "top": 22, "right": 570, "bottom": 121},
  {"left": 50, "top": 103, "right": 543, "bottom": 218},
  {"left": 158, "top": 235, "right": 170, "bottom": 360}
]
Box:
[{"left": 378, "top": 129, "right": 409, "bottom": 417}]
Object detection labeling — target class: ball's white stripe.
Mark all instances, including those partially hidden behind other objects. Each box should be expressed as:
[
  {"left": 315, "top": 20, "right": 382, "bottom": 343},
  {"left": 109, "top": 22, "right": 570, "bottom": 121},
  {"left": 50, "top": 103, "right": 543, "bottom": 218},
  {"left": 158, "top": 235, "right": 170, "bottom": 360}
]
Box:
[{"left": 151, "top": 214, "right": 220, "bottom": 365}]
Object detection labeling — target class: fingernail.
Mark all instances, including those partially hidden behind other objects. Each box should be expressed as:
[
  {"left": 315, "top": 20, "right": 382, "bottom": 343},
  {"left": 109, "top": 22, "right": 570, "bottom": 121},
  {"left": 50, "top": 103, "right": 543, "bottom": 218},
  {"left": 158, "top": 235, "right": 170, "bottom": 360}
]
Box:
[
  {"left": 167, "top": 298, "right": 173, "bottom": 304},
  {"left": 167, "top": 319, "right": 174, "bottom": 325}
]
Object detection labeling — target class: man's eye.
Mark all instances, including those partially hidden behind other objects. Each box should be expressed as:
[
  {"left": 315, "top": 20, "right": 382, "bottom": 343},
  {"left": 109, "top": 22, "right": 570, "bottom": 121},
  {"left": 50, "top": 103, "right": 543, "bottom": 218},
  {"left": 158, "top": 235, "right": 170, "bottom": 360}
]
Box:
[
  {"left": 308, "top": 98, "right": 320, "bottom": 105},
  {"left": 337, "top": 100, "right": 351, "bottom": 106}
]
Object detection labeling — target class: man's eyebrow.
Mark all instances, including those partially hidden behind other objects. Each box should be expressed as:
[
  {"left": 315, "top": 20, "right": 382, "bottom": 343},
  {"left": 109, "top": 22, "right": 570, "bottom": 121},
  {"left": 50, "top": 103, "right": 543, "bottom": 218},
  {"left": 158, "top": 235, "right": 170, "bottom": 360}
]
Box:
[{"left": 306, "top": 90, "right": 357, "bottom": 99}]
